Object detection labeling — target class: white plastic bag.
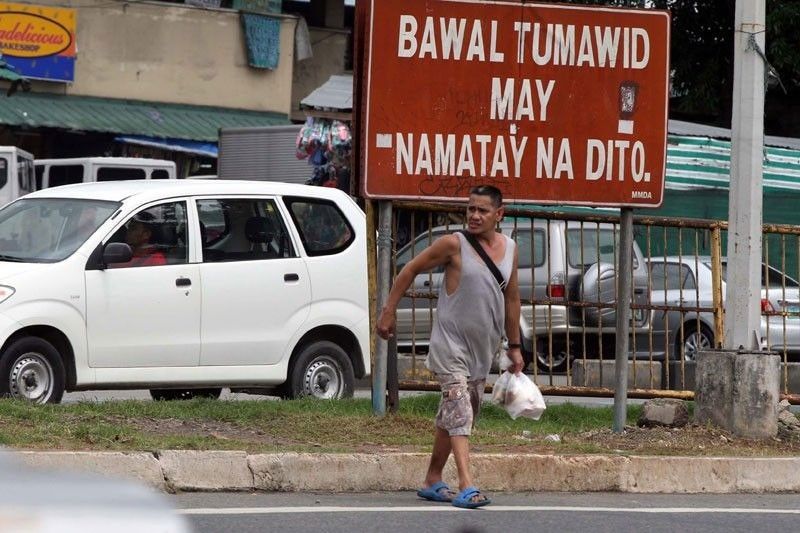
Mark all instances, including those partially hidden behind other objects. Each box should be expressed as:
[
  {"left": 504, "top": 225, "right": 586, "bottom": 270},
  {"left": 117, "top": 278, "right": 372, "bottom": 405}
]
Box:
[{"left": 491, "top": 371, "right": 546, "bottom": 420}]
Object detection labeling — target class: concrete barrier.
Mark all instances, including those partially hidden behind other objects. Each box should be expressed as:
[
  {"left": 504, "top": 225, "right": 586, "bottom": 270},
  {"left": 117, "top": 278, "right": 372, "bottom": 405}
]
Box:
[{"left": 13, "top": 450, "right": 800, "bottom": 494}]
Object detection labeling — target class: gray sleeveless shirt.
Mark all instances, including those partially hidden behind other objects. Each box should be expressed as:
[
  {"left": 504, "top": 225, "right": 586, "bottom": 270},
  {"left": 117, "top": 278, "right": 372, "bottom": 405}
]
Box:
[{"left": 426, "top": 232, "right": 516, "bottom": 379}]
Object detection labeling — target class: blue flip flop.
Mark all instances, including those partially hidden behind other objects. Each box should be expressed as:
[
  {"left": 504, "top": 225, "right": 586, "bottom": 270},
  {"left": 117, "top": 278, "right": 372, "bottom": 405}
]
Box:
[
  {"left": 417, "top": 481, "right": 455, "bottom": 502},
  {"left": 452, "top": 486, "right": 491, "bottom": 509}
]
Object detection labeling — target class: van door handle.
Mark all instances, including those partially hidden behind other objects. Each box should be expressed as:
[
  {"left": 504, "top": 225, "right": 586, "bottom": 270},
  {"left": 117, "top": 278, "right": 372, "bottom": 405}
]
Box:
[
  {"left": 634, "top": 288, "right": 645, "bottom": 295},
  {"left": 284, "top": 273, "right": 299, "bottom": 282},
  {"left": 176, "top": 277, "right": 192, "bottom": 287}
]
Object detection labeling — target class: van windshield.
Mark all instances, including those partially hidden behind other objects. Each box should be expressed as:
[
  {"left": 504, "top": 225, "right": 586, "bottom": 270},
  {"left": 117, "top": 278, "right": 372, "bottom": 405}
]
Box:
[{"left": 0, "top": 198, "right": 119, "bottom": 263}]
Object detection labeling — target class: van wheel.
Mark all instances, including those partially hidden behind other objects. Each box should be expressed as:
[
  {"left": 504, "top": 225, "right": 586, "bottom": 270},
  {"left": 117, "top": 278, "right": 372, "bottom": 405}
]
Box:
[
  {"left": 149, "top": 388, "right": 222, "bottom": 401},
  {"left": 288, "top": 341, "right": 354, "bottom": 400},
  {"left": 0, "top": 337, "right": 65, "bottom": 404},
  {"left": 535, "top": 339, "right": 569, "bottom": 373}
]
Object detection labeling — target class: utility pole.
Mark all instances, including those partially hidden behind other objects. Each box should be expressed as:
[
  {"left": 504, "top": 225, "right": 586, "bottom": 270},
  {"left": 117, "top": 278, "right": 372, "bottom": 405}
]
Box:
[
  {"left": 724, "top": 0, "right": 765, "bottom": 351},
  {"left": 695, "top": 0, "right": 780, "bottom": 439}
]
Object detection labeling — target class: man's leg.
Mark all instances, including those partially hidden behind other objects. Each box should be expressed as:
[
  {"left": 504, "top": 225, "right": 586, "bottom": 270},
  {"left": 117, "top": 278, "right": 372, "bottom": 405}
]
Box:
[
  {"left": 423, "top": 427, "right": 452, "bottom": 487},
  {"left": 450, "top": 434, "right": 473, "bottom": 490}
]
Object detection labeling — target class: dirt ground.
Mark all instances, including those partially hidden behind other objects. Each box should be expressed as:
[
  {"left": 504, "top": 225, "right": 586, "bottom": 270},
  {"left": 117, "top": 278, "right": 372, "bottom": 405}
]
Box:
[{"left": 118, "top": 415, "right": 800, "bottom": 456}]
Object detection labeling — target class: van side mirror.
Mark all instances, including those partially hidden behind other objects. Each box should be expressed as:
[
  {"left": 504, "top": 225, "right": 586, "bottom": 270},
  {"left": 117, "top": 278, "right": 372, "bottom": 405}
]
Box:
[{"left": 103, "top": 243, "right": 133, "bottom": 265}]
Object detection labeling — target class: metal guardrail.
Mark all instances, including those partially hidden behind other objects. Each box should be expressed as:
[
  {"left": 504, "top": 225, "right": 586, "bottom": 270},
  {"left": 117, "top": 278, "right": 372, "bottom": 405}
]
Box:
[{"left": 389, "top": 202, "right": 800, "bottom": 400}]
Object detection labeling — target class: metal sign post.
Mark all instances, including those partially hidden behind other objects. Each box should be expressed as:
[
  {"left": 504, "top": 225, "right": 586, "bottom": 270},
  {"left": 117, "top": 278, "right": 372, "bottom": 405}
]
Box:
[
  {"left": 372, "top": 200, "right": 392, "bottom": 415},
  {"left": 613, "top": 208, "right": 634, "bottom": 433}
]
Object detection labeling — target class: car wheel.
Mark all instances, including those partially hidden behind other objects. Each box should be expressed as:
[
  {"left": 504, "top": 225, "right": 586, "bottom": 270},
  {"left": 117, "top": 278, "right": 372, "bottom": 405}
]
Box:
[
  {"left": 676, "top": 324, "right": 713, "bottom": 362},
  {"left": 535, "top": 340, "right": 569, "bottom": 373},
  {"left": 288, "top": 341, "right": 354, "bottom": 400},
  {"left": 149, "top": 388, "right": 222, "bottom": 401},
  {"left": 0, "top": 337, "right": 66, "bottom": 404}
]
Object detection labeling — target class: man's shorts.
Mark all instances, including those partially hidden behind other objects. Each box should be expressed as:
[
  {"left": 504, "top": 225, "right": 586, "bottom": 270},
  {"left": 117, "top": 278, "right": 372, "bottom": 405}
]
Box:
[{"left": 434, "top": 374, "right": 486, "bottom": 436}]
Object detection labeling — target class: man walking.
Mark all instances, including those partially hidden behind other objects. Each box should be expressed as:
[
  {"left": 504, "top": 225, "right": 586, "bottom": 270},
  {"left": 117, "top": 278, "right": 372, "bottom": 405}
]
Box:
[{"left": 377, "top": 184, "right": 524, "bottom": 509}]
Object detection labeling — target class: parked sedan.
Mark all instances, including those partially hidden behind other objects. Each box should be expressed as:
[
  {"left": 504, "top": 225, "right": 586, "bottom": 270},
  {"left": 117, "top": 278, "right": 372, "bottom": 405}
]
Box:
[{"left": 647, "top": 256, "right": 800, "bottom": 360}]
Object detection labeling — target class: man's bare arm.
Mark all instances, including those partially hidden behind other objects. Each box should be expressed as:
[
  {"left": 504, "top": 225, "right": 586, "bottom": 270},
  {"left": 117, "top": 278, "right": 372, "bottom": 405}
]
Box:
[{"left": 377, "top": 234, "right": 459, "bottom": 339}]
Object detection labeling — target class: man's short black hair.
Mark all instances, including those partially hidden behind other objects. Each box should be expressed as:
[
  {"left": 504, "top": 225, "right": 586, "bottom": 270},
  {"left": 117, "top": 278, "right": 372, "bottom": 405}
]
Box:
[{"left": 470, "top": 184, "right": 503, "bottom": 208}]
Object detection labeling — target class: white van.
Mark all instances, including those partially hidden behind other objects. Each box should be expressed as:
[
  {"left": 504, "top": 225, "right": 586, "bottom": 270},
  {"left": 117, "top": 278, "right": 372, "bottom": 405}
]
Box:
[
  {"left": 35, "top": 157, "right": 176, "bottom": 190},
  {"left": 0, "top": 179, "right": 369, "bottom": 403},
  {"left": 0, "top": 146, "right": 35, "bottom": 207}
]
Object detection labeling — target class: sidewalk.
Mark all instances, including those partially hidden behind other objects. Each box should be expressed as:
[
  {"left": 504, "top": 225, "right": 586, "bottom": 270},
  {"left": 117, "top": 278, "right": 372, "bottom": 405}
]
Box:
[{"left": 13, "top": 449, "right": 800, "bottom": 494}]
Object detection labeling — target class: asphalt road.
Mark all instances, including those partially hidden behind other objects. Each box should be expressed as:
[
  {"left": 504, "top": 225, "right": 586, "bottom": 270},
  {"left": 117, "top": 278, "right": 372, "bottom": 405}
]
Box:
[{"left": 173, "top": 492, "right": 800, "bottom": 533}]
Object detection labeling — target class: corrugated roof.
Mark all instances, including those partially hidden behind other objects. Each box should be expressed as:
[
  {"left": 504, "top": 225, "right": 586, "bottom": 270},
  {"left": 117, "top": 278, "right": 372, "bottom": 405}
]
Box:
[
  {"left": 669, "top": 119, "right": 800, "bottom": 151},
  {"left": 666, "top": 135, "right": 800, "bottom": 193},
  {"left": 300, "top": 74, "right": 352, "bottom": 111},
  {"left": 0, "top": 92, "right": 290, "bottom": 142}
]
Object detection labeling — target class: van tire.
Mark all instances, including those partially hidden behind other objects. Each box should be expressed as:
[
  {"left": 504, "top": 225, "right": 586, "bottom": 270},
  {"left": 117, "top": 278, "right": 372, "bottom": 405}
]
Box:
[
  {"left": 149, "top": 388, "right": 222, "bottom": 401},
  {"left": 288, "top": 341, "right": 354, "bottom": 400},
  {"left": 535, "top": 338, "right": 570, "bottom": 373},
  {"left": 0, "top": 337, "right": 65, "bottom": 404}
]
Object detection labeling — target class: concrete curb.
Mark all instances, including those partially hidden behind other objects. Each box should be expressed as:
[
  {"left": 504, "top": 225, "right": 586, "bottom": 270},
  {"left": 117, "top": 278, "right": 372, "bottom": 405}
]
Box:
[{"left": 13, "top": 451, "right": 800, "bottom": 494}]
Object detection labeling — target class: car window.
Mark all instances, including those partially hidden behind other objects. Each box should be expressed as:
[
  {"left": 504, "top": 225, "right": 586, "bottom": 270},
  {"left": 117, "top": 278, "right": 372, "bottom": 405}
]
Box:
[
  {"left": 97, "top": 167, "right": 147, "bottom": 181},
  {"left": 197, "top": 198, "right": 295, "bottom": 262},
  {"left": 649, "top": 262, "right": 696, "bottom": 290},
  {"left": 17, "top": 157, "right": 33, "bottom": 194},
  {"left": 285, "top": 197, "right": 354, "bottom": 256},
  {"left": 107, "top": 201, "right": 188, "bottom": 267},
  {"left": 717, "top": 262, "right": 800, "bottom": 288},
  {"left": 34, "top": 163, "right": 43, "bottom": 190},
  {"left": 0, "top": 198, "right": 119, "bottom": 263},
  {"left": 511, "top": 228, "right": 545, "bottom": 269},
  {"left": 567, "top": 228, "right": 639, "bottom": 269},
  {"left": 151, "top": 169, "right": 170, "bottom": 180},
  {"left": 49, "top": 165, "right": 84, "bottom": 188},
  {"left": 0, "top": 157, "right": 7, "bottom": 190}
]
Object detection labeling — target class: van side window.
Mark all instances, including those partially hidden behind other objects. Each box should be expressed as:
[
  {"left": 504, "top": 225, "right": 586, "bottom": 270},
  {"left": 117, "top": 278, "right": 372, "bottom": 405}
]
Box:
[
  {"left": 196, "top": 198, "right": 295, "bottom": 263},
  {"left": 567, "top": 228, "right": 639, "bottom": 269},
  {"left": 512, "top": 229, "right": 545, "bottom": 269},
  {"left": 107, "top": 202, "right": 188, "bottom": 267},
  {"left": 0, "top": 158, "right": 7, "bottom": 189},
  {"left": 285, "top": 197, "right": 354, "bottom": 256},
  {"left": 34, "top": 164, "right": 43, "bottom": 190},
  {"left": 97, "top": 167, "right": 147, "bottom": 181},
  {"left": 49, "top": 165, "right": 84, "bottom": 188},
  {"left": 151, "top": 169, "right": 170, "bottom": 180},
  {"left": 17, "top": 158, "right": 33, "bottom": 193}
]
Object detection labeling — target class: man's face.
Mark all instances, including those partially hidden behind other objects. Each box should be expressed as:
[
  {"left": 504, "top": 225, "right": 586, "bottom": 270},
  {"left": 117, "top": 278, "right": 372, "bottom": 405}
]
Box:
[
  {"left": 466, "top": 193, "right": 503, "bottom": 234},
  {"left": 126, "top": 221, "right": 151, "bottom": 247}
]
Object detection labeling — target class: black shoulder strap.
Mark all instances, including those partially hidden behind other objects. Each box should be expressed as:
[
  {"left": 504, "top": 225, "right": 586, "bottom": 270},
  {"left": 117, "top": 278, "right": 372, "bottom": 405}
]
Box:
[{"left": 459, "top": 230, "right": 507, "bottom": 291}]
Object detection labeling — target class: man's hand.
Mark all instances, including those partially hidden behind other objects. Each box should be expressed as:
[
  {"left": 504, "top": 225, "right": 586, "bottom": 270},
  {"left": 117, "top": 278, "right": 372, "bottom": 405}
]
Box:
[
  {"left": 377, "top": 307, "right": 396, "bottom": 340},
  {"left": 507, "top": 347, "right": 524, "bottom": 375}
]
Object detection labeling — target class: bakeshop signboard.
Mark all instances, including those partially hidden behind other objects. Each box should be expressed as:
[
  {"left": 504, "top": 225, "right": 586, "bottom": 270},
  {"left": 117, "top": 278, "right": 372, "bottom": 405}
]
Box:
[{"left": 357, "top": 0, "right": 670, "bottom": 207}]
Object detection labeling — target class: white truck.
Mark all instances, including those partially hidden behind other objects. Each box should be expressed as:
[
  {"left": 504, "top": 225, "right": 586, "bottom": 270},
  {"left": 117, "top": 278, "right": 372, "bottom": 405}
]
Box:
[
  {"left": 0, "top": 146, "right": 35, "bottom": 207},
  {"left": 35, "top": 157, "right": 176, "bottom": 189}
]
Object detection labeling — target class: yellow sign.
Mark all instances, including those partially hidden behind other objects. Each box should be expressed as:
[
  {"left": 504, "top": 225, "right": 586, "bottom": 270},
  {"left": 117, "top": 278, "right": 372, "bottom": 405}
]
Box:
[{"left": 0, "top": 3, "right": 75, "bottom": 58}]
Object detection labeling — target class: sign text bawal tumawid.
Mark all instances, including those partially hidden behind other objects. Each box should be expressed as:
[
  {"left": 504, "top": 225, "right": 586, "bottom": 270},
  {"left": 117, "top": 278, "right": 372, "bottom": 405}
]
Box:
[{"left": 359, "top": 0, "right": 670, "bottom": 207}]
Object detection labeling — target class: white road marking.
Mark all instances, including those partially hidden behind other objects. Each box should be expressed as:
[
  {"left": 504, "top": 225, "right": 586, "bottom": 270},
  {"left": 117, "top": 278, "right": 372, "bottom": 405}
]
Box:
[{"left": 179, "top": 506, "right": 800, "bottom": 515}]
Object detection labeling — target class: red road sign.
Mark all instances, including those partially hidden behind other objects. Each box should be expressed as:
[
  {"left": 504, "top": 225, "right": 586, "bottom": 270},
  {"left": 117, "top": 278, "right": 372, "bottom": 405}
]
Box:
[{"left": 357, "top": 0, "right": 670, "bottom": 207}]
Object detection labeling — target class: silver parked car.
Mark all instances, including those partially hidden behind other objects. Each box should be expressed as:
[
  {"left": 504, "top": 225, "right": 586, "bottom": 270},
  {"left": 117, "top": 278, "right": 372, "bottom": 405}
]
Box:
[
  {"left": 647, "top": 256, "right": 800, "bottom": 360},
  {"left": 394, "top": 220, "right": 655, "bottom": 372}
]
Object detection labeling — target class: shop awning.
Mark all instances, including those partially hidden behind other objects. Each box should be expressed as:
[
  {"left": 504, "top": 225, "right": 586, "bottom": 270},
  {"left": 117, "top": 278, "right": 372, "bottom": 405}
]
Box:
[
  {"left": 0, "top": 92, "right": 290, "bottom": 142},
  {"left": 114, "top": 135, "right": 219, "bottom": 158}
]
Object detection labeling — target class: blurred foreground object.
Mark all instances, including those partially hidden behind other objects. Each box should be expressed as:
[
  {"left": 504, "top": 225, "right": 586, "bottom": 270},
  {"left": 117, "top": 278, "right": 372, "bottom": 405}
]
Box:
[{"left": 0, "top": 452, "right": 191, "bottom": 533}]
